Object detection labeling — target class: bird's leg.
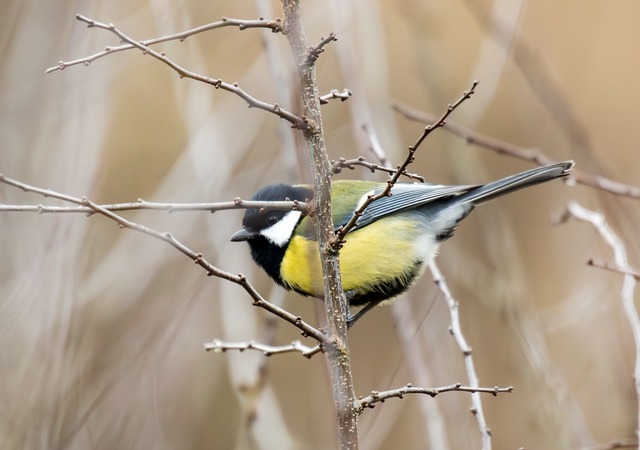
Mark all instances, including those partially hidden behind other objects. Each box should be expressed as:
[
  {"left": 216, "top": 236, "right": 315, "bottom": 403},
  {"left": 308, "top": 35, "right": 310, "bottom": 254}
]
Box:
[
  {"left": 321, "top": 292, "right": 379, "bottom": 329},
  {"left": 346, "top": 299, "right": 380, "bottom": 329}
]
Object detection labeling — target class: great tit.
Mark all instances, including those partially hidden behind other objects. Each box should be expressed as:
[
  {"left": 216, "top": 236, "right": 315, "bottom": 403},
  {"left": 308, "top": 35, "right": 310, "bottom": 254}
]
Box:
[{"left": 231, "top": 161, "right": 573, "bottom": 326}]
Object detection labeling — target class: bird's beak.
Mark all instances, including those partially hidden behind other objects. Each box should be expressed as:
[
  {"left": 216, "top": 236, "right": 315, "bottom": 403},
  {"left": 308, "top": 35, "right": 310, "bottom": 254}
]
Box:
[{"left": 230, "top": 227, "right": 258, "bottom": 242}]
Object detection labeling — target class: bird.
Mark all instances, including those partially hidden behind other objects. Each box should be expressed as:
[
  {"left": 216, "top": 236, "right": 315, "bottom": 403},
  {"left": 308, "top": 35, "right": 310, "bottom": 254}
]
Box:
[{"left": 231, "top": 161, "right": 574, "bottom": 327}]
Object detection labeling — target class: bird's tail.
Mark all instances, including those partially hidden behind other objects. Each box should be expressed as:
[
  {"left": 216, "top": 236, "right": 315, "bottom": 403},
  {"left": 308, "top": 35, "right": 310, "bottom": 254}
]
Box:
[{"left": 455, "top": 161, "right": 574, "bottom": 205}]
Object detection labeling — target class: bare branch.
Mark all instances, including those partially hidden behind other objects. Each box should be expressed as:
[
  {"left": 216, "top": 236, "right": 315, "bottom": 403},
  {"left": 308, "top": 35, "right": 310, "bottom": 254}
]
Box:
[
  {"left": 358, "top": 93, "right": 495, "bottom": 450},
  {"left": 304, "top": 32, "right": 338, "bottom": 66},
  {"left": 0, "top": 197, "right": 309, "bottom": 215},
  {"left": 320, "top": 89, "right": 352, "bottom": 104},
  {"left": 362, "top": 123, "right": 390, "bottom": 168},
  {"left": 204, "top": 339, "right": 322, "bottom": 358},
  {"left": 588, "top": 259, "right": 640, "bottom": 281},
  {"left": 330, "top": 156, "right": 425, "bottom": 181},
  {"left": 281, "top": 0, "right": 358, "bottom": 446},
  {"left": 356, "top": 382, "right": 513, "bottom": 413},
  {"left": 429, "top": 261, "right": 494, "bottom": 449},
  {"left": 558, "top": 201, "right": 640, "bottom": 440},
  {"left": 0, "top": 173, "right": 325, "bottom": 342},
  {"left": 394, "top": 101, "right": 640, "bottom": 199},
  {"left": 46, "top": 14, "right": 282, "bottom": 73},
  {"left": 361, "top": 127, "right": 450, "bottom": 446},
  {"left": 408, "top": 80, "right": 478, "bottom": 152},
  {"left": 331, "top": 81, "right": 478, "bottom": 248},
  {"left": 47, "top": 15, "right": 306, "bottom": 129}
]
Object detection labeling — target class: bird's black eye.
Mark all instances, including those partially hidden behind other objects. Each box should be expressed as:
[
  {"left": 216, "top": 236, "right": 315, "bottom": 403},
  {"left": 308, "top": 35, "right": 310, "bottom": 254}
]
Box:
[{"left": 267, "top": 216, "right": 279, "bottom": 225}]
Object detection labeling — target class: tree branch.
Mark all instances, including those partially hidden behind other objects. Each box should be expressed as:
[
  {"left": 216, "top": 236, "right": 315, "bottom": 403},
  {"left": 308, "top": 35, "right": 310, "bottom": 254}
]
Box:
[
  {"left": 304, "top": 32, "right": 338, "bottom": 65},
  {"left": 0, "top": 174, "right": 325, "bottom": 342},
  {"left": 361, "top": 95, "right": 496, "bottom": 450},
  {"left": 588, "top": 259, "right": 640, "bottom": 281},
  {"left": 46, "top": 14, "right": 283, "bottom": 73},
  {"left": 47, "top": 15, "right": 306, "bottom": 129},
  {"left": 558, "top": 201, "right": 640, "bottom": 443},
  {"left": 331, "top": 156, "right": 424, "bottom": 183},
  {"left": 320, "top": 89, "right": 352, "bottom": 104},
  {"left": 361, "top": 123, "right": 390, "bottom": 168},
  {"left": 204, "top": 339, "right": 322, "bottom": 358},
  {"left": 429, "top": 261, "right": 494, "bottom": 449},
  {"left": 280, "top": 1, "right": 358, "bottom": 447},
  {"left": 330, "top": 156, "right": 425, "bottom": 182},
  {"left": 331, "top": 81, "right": 478, "bottom": 248},
  {"left": 394, "top": 101, "right": 640, "bottom": 199},
  {"left": 0, "top": 197, "right": 309, "bottom": 216},
  {"left": 356, "top": 383, "right": 513, "bottom": 413}
]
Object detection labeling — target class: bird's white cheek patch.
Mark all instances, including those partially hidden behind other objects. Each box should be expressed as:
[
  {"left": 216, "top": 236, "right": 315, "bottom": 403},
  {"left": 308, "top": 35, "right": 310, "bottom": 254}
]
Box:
[{"left": 260, "top": 211, "right": 302, "bottom": 247}]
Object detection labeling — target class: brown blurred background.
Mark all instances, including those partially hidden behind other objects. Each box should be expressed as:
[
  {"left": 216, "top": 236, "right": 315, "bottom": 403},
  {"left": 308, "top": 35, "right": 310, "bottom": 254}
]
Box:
[{"left": 1, "top": 0, "right": 639, "bottom": 449}]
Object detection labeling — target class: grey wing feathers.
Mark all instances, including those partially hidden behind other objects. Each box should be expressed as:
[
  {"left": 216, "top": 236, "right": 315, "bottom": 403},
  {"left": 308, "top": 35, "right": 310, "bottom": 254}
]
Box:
[
  {"left": 354, "top": 183, "right": 476, "bottom": 229},
  {"left": 349, "top": 161, "right": 573, "bottom": 231}
]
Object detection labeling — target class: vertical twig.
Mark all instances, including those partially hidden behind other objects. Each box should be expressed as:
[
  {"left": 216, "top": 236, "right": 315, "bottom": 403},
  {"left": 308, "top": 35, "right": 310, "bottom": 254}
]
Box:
[
  {"left": 280, "top": 1, "right": 358, "bottom": 448},
  {"left": 362, "top": 124, "right": 450, "bottom": 448},
  {"left": 430, "top": 262, "right": 493, "bottom": 449},
  {"left": 363, "top": 90, "right": 489, "bottom": 448},
  {"left": 562, "top": 202, "right": 640, "bottom": 443}
]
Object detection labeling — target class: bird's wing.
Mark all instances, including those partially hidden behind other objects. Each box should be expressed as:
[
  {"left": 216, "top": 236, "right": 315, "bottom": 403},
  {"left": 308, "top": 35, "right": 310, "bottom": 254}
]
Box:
[{"left": 345, "top": 183, "right": 477, "bottom": 230}]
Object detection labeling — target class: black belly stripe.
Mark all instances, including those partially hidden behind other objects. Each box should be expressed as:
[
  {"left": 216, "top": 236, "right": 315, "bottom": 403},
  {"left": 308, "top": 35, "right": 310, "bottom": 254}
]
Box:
[{"left": 346, "top": 260, "right": 424, "bottom": 306}]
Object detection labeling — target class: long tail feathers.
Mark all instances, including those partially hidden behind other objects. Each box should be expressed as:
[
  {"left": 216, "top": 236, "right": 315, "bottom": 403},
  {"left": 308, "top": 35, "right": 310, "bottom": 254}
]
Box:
[{"left": 456, "top": 161, "right": 574, "bottom": 205}]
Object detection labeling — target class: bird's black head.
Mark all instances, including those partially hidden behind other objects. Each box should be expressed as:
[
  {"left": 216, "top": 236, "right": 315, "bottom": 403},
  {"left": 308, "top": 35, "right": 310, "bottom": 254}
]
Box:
[
  {"left": 231, "top": 183, "right": 312, "bottom": 243},
  {"left": 230, "top": 183, "right": 312, "bottom": 284}
]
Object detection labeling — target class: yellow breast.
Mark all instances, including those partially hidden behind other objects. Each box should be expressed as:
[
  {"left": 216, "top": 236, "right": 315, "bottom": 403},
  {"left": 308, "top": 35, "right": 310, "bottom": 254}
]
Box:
[{"left": 279, "top": 215, "right": 436, "bottom": 298}]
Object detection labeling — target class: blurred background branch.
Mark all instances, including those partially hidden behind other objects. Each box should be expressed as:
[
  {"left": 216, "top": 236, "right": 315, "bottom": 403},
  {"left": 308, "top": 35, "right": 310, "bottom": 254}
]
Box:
[
  {"left": 360, "top": 100, "right": 498, "bottom": 449},
  {"left": 559, "top": 201, "right": 640, "bottom": 443},
  {"left": 394, "top": 101, "right": 640, "bottom": 199}
]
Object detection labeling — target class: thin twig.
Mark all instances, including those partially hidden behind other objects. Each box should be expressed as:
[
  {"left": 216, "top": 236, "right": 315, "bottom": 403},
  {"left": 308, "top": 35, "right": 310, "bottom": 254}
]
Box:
[
  {"left": 430, "top": 262, "right": 493, "bottom": 449},
  {"left": 204, "top": 339, "right": 322, "bottom": 358},
  {"left": 362, "top": 121, "right": 448, "bottom": 447},
  {"left": 46, "top": 14, "right": 282, "bottom": 73},
  {"left": 303, "top": 32, "right": 338, "bottom": 65},
  {"left": 330, "top": 156, "right": 425, "bottom": 181},
  {"left": 320, "top": 89, "right": 352, "bottom": 104},
  {"left": 361, "top": 95, "right": 494, "bottom": 449},
  {"left": 51, "top": 15, "right": 306, "bottom": 129},
  {"left": 331, "top": 80, "right": 478, "bottom": 248},
  {"left": 361, "top": 123, "right": 389, "bottom": 168},
  {"left": 588, "top": 259, "right": 640, "bottom": 281},
  {"left": 0, "top": 173, "right": 325, "bottom": 342},
  {"left": 393, "top": 101, "right": 640, "bottom": 199},
  {"left": 558, "top": 201, "right": 640, "bottom": 443},
  {"left": 0, "top": 197, "right": 309, "bottom": 215},
  {"left": 356, "top": 382, "right": 513, "bottom": 413}
]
